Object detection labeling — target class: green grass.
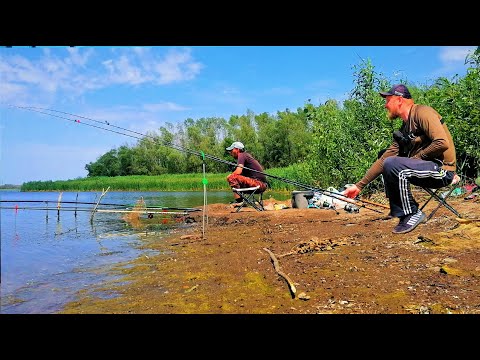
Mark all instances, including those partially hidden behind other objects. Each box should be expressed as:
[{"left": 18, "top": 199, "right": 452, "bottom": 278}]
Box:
[{"left": 20, "top": 168, "right": 305, "bottom": 192}]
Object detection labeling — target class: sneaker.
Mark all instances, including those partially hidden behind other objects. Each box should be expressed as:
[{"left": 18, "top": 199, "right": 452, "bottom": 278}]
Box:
[{"left": 392, "top": 210, "right": 426, "bottom": 234}]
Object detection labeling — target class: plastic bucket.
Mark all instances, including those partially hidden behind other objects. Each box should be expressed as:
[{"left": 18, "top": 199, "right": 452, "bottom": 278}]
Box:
[{"left": 291, "top": 190, "right": 315, "bottom": 209}]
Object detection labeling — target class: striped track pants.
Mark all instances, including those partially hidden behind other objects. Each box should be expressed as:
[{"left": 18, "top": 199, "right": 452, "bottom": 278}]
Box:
[{"left": 383, "top": 156, "right": 454, "bottom": 218}]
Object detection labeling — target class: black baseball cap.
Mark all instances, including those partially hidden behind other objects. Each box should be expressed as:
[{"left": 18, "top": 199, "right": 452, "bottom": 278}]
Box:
[{"left": 379, "top": 84, "right": 412, "bottom": 99}]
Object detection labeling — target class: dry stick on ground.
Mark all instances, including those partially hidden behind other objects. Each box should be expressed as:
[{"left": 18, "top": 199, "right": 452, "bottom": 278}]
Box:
[
  {"left": 263, "top": 248, "right": 297, "bottom": 299},
  {"left": 457, "top": 218, "right": 480, "bottom": 223}
]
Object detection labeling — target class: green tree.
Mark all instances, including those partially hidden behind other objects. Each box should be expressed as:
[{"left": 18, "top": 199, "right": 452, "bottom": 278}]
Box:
[
  {"left": 117, "top": 145, "right": 134, "bottom": 176},
  {"left": 420, "top": 47, "right": 480, "bottom": 179}
]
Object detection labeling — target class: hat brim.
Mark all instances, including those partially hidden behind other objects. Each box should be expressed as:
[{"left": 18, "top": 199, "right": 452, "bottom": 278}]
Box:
[
  {"left": 379, "top": 91, "right": 393, "bottom": 97},
  {"left": 226, "top": 147, "right": 234, "bottom": 151}
]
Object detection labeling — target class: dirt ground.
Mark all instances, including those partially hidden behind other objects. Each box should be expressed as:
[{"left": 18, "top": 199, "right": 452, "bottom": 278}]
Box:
[{"left": 62, "top": 190, "right": 480, "bottom": 314}]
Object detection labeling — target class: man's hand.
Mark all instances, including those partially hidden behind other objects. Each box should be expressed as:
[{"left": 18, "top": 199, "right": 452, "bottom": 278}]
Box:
[{"left": 342, "top": 184, "right": 360, "bottom": 199}]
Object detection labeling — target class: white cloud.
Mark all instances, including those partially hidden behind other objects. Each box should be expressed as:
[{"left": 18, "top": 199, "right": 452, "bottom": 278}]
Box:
[
  {"left": 439, "top": 46, "right": 475, "bottom": 64},
  {"left": 66, "top": 47, "right": 93, "bottom": 67},
  {"left": 102, "top": 56, "right": 152, "bottom": 85},
  {"left": 153, "top": 48, "right": 204, "bottom": 85},
  {"left": 0, "top": 47, "right": 204, "bottom": 106},
  {"left": 429, "top": 46, "right": 477, "bottom": 79},
  {"left": 100, "top": 47, "right": 204, "bottom": 86},
  {"left": 0, "top": 82, "right": 27, "bottom": 104}
]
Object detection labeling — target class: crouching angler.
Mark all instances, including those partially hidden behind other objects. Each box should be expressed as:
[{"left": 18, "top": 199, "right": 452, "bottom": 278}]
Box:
[
  {"left": 343, "top": 84, "right": 457, "bottom": 234},
  {"left": 225, "top": 141, "right": 268, "bottom": 207}
]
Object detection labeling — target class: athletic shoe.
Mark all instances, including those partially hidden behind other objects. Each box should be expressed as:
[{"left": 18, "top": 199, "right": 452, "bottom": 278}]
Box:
[{"left": 392, "top": 210, "right": 426, "bottom": 234}]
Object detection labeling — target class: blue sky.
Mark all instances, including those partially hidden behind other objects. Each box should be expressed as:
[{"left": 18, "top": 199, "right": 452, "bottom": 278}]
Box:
[{"left": 0, "top": 46, "right": 476, "bottom": 185}]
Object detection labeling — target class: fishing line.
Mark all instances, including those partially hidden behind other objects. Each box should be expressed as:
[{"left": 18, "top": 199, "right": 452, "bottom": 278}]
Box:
[
  {"left": 9, "top": 105, "right": 386, "bottom": 211},
  {"left": 11, "top": 105, "right": 250, "bottom": 168},
  {"left": 14, "top": 106, "right": 201, "bottom": 156}
]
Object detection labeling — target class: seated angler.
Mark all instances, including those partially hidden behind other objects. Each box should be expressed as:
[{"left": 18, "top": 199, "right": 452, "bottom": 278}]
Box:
[
  {"left": 343, "top": 84, "right": 457, "bottom": 234},
  {"left": 225, "top": 141, "right": 268, "bottom": 207}
]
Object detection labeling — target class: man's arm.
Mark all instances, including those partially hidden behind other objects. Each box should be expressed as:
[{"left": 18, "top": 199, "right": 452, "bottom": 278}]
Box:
[
  {"left": 343, "top": 143, "right": 399, "bottom": 199},
  {"left": 232, "top": 164, "right": 244, "bottom": 175},
  {"left": 231, "top": 152, "right": 246, "bottom": 175}
]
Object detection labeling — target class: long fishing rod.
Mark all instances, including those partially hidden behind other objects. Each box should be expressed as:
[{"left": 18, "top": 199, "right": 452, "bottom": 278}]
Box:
[
  {"left": 11, "top": 105, "right": 386, "bottom": 212},
  {"left": 0, "top": 199, "right": 128, "bottom": 207},
  {"left": 0, "top": 206, "right": 191, "bottom": 215},
  {"left": 0, "top": 199, "right": 201, "bottom": 212},
  {"left": 12, "top": 105, "right": 202, "bottom": 157}
]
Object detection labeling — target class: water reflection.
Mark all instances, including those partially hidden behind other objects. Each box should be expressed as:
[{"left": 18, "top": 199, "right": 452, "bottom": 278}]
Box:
[{"left": 1, "top": 189, "right": 289, "bottom": 313}]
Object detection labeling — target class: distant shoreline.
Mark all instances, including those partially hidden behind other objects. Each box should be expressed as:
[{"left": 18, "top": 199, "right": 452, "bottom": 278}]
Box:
[{"left": 0, "top": 185, "right": 21, "bottom": 190}]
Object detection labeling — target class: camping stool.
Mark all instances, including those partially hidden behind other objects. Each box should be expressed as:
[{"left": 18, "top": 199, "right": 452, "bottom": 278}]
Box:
[
  {"left": 232, "top": 186, "right": 265, "bottom": 212},
  {"left": 419, "top": 173, "right": 462, "bottom": 222}
]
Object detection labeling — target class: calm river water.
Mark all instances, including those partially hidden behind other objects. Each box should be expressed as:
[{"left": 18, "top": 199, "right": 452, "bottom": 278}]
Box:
[{"left": 0, "top": 190, "right": 243, "bottom": 314}]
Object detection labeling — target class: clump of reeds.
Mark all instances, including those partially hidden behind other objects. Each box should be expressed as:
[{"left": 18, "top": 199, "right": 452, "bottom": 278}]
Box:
[{"left": 122, "top": 197, "right": 147, "bottom": 228}]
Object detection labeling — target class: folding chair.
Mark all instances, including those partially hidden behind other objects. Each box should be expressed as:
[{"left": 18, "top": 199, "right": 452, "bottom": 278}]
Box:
[
  {"left": 419, "top": 174, "right": 462, "bottom": 222},
  {"left": 232, "top": 186, "right": 265, "bottom": 212}
]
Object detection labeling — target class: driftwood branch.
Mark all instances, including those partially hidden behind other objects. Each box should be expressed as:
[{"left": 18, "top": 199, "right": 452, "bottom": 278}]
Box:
[
  {"left": 90, "top": 186, "right": 110, "bottom": 223},
  {"left": 263, "top": 247, "right": 296, "bottom": 298}
]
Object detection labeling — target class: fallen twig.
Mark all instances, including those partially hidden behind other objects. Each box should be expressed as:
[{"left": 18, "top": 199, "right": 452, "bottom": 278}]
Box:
[
  {"left": 263, "top": 247, "right": 296, "bottom": 298},
  {"left": 457, "top": 218, "right": 480, "bottom": 224}
]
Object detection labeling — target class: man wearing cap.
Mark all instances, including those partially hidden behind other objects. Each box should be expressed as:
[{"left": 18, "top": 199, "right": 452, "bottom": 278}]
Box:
[
  {"left": 343, "top": 84, "right": 457, "bottom": 234},
  {"left": 225, "top": 141, "right": 268, "bottom": 207}
]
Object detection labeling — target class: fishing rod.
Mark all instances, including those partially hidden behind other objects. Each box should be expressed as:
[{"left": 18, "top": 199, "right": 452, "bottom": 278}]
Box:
[
  {"left": 12, "top": 105, "right": 203, "bottom": 157},
  {"left": 0, "top": 206, "right": 191, "bottom": 215},
  {"left": 0, "top": 199, "right": 128, "bottom": 207},
  {"left": 142, "top": 205, "right": 201, "bottom": 211},
  {"left": 0, "top": 199, "right": 201, "bottom": 212},
  {"left": 10, "top": 105, "right": 386, "bottom": 212}
]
